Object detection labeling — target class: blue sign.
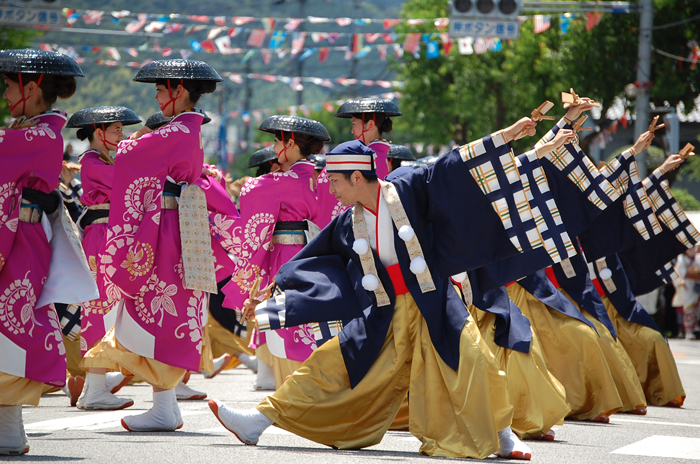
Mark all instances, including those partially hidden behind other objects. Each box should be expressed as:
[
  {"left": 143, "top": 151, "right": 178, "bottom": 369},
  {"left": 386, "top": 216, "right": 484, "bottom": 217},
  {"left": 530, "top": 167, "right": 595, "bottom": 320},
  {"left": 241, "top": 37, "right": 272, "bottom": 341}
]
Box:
[
  {"left": 0, "top": 7, "right": 62, "bottom": 26},
  {"left": 449, "top": 19, "right": 520, "bottom": 39}
]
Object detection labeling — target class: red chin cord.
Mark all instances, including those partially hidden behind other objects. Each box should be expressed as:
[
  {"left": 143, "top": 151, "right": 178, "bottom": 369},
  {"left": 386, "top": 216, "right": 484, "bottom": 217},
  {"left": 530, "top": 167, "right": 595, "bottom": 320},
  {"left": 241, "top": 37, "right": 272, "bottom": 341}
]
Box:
[
  {"left": 9, "top": 73, "right": 44, "bottom": 115},
  {"left": 160, "top": 79, "right": 184, "bottom": 115},
  {"left": 277, "top": 132, "right": 295, "bottom": 165},
  {"left": 356, "top": 113, "right": 376, "bottom": 144},
  {"left": 94, "top": 123, "right": 119, "bottom": 152}
]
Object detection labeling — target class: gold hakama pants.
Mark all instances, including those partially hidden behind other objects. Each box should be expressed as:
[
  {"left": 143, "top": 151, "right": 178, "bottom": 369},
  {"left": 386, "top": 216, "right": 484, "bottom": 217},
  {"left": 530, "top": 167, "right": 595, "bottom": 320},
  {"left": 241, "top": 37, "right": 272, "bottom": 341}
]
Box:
[
  {"left": 602, "top": 296, "right": 685, "bottom": 406},
  {"left": 64, "top": 334, "right": 87, "bottom": 379},
  {"left": 508, "top": 284, "right": 623, "bottom": 420},
  {"left": 199, "top": 325, "right": 215, "bottom": 374},
  {"left": 81, "top": 328, "right": 186, "bottom": 390},
  {"left": 207, "top": 314, "right": 255, "bottom": 370},
  {"left": 0, "top": 373, "right": 44, "bottom": 406},
  {"left": 468, "top": 305, "right": 570, "bottom": 438},
  {"left": 257, "top": 293, "right": 513, "bottom": 458},
  {"left": 271, "top": 356, "right": 303, "bottom": 390},
  {"left": 561, "top": 292, "right": 648, "bottom": 412}
]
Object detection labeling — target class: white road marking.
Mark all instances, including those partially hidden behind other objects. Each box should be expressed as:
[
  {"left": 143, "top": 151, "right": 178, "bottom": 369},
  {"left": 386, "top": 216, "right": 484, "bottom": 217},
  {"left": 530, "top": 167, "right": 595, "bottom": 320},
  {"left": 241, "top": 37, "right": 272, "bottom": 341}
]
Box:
[
  {"left": 611, "top": 435, "right": 700, "bottom": 460},
  {"left": 610, "top": 418, "right": 700, "bottom": 429},
  {"left": 676, "top": 359, "right": 700, "bottom": 365},
  {"left": 26, "top": 410, "right": 207, "bottom": 432}
]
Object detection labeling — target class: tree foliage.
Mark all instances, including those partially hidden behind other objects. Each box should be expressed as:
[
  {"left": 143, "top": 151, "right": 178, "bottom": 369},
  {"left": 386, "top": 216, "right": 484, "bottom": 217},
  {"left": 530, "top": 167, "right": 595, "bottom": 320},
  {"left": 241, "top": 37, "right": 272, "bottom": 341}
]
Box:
[{"left": 0, "top": 28, "right": 37, "bottom": 122}]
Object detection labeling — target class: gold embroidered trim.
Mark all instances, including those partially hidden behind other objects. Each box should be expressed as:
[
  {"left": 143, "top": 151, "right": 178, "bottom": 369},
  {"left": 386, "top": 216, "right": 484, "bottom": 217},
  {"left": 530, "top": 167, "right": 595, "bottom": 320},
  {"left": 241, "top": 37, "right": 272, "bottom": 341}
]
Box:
[
  {"left": 352, "top": 202, "right": 391, "bottom": 307},
  {"left": 87, "top": 203, "right": 110, "bottom": 210},
  {"left": 90, "top": 217, "right": 109, "bottom": 225},
  {"left": 560, "top": 258, "right": 576, "bottom": 278},
  {"left": 271, "top": 233, "right": 307, "bottom": 245},
  {"left": 162, "top": 196, "right": 179, "bottom": 210},
  {"left": 380, "top": 181, "right": 436, "bottom": 293},
  {"left": 19, "top": 207, "right": 41, "bottom": 223},
  {"left": 179, "top": 184, "right": 218, "bottom": 293},
  {"left": 595, "top": 258, "right": 617, "bottom": 293}
]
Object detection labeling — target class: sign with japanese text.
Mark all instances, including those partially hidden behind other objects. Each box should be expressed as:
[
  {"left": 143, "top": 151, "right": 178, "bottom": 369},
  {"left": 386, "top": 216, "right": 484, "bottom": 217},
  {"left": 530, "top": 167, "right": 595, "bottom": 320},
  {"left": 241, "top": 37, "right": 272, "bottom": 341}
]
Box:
[
  {"left": 0, "top": 7, "right": 62, "bottom": 27},
  {"left": 449, "top": 19, "right": 520, "bottom": 39}
]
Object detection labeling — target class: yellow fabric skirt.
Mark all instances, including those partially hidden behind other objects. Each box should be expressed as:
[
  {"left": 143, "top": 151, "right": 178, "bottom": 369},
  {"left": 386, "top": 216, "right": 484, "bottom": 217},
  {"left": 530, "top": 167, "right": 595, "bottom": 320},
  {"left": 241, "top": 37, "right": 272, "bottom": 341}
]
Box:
[
  {"left": 64, "top": 334, "right": 87, "bottom": 379},
  {"left": 507, "top": 284, "right": 622, "bottom": 420},
  {"left": 562, "top": 292, "right": 647, "bottom": 412},
  {"left": 199, "top": 325, "right": 215, "bottom": 374},
  {"left": 602, "top": 296, "right": 686, "bottom": 406},
  {"left": 207, "top": 314, "right": 255, "bottom": 370},
  {"left": 257, "top": 293, "right": 513, "bottom": 458},
  {"left": 81, "top": 328, "right": 186, "bottom": 390},
  {"left": 468, "top": 305, "right": 569, "bottom": 438},
  {"left": 389, "top": 395, "right": 410, "bottom": 430},
  {"left": 0, "top": 373, "right": 44, "bottom": 406},
  {"left": 271, "top": 356, "right": 303, "bottom": 390}
]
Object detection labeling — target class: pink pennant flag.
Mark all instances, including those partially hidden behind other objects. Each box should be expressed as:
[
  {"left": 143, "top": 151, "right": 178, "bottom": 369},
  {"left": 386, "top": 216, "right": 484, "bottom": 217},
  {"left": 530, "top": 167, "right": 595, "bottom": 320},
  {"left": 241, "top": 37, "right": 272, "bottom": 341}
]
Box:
[
  {"left": 208, "top": 26, "right": 225, "bottom": 40},
  {"left": 377, "top": 44, "right": 388, "bottom": 61},
  {"left": 228, "top": 27, "right": 240, "bottom": 37},
  {"left": 125, "top": 48, "right": 139, "bottom": 57},
  {"left": 383, "top": 33, "right": 394, "bottom": 44},
  {"left": 383, "top": 19, "right": 401, "bottom": 30},
  {"left": 247, "top": 29, "right": 268, "bottom": 48},
  {"left": 162, "top": 48, "right": 173, "bottom": 57},
  {"left": 434, "top": 18, "right": 449, "bottom": 30},
  {"left": 376, "top": 81, "right": 393, "bottom": 89},
  {"left": 145, "top": 21, "right": 166, "bottom": 33},
  {"left": 261, "top": 49, "right": 272, "bottom": 64},
  {"left": 365, "top": 33, "right": 381, "bottom": 44},
  {"left": 83, "top": 10, "right": 104, "bottom": 25},
  {"left": 285, "top": 18, "right": 302, "bottom": 31},
  {"left": 39, "top": 43, "right": 53, "bottom": 52},
  {"left": 323, "top": 101, "right": 335, "bottom": 112},
  {"left": 394, "top": 43, "right": 404, "bottom": 58},
  {"left": 403, "top": 33, "right": 420, "bottom": 54},
  {"left": 311, "top": 32, "right": 329, "bottom": 43},
  {"left": 125, "top": 14, "right": 147, "bottom": 33},
  {"left": 407, "top": 19, "right": 426, "bottom": 26},
  {"left": 440, "top": 34, "right": 453, "bottom": 56},
  {"left": 233, "top": 17, "right": 255, "bottom": 26},
  {"left": 229, "top": 74, "right": 244, "bottom": 84},
  {"left": 335, "top": 18, "right": 353, "bottom": 27},
  {"left": 586, "top": 12, "right": 603, "bottom": 31},
  {"left": 534, "top": 15, "right": 551, "bottom": 34},
  {"left": 344, "top": 50, "right": 353, "bottom": 61},
  {"left": 188, "top": 15, "right": 210, "bottom": 23},
  {"left": 106, "top": 47, "right": 121, "bottom": 61},
  {"left": 214, "top": 16, "right": 226, "bottom": 26},
  {"left": 291, "top": 31, "right": 307, "bottom": 55}
]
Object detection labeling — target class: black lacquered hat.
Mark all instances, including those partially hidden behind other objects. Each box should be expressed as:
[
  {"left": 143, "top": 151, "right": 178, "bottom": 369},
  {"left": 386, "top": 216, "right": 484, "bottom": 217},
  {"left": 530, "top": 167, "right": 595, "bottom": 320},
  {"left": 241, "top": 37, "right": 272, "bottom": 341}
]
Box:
[
  {"left": 67, "top": 106, "right": 141, "bottom": 128},
  {"left": 133, "top": 59, "right": 223, "bottom": 83},
  {"left": 0, "top": 48, "right": 84, "bottom": 76},
  {"left": 336, "top": 97, "right": 401, "bottom": 118},
  {"left": 144, "top": 109, "right": 211, "bottom": 130},
  {"left": 247, "top": 146, "right": 278, "bottom": 169},
  {"left": 259, "top": 115, "right": 331, "bottom": 142},
  {"left": 309, "top": 154, "right": 326, "bottom": 169},
  {"left": 387, "top": 144, "right": 416, "bottom": 161}
]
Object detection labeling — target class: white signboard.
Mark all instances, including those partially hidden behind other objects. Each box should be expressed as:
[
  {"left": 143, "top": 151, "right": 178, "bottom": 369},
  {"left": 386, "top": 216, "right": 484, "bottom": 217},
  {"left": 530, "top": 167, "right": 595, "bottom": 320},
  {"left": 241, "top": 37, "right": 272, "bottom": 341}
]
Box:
[
  {"left": 449, "top": 19, "right": 520, "bottom": 39},
  {"left": 0, "top": 7, "right": 62, "bottom": 27}
]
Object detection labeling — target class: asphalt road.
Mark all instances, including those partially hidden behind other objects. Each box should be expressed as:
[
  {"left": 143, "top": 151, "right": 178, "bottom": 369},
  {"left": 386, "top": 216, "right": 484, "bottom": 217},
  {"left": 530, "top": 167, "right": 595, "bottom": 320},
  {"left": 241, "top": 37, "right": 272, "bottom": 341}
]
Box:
[{"left": 4, "top": 339, "right": 700, "bottom": 463}]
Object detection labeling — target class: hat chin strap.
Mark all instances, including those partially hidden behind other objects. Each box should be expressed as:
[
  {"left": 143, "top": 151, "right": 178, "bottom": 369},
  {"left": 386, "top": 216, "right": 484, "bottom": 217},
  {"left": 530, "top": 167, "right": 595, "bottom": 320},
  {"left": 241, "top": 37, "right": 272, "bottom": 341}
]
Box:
[
  {"left": 356, "top": 113, "right": 376, "bottom": 144},
  {"left": 277, "top": 132, "right": 295, "bottom": 165},
  {"left": 9, "top": 73, "right": 44, "bottom": 116},
  {"left": 160, "top": 79, "right": 184, "bottom": 115},
  {"left": 94, "top": 123, "right": 120, "bottom": 152}
]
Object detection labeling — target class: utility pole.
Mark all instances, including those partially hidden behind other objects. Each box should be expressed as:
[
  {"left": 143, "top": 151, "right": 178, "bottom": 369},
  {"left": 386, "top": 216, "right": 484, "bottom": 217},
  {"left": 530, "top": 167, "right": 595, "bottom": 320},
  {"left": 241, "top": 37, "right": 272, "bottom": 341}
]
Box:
[
  {"left": 348, "top": 0, "right": 361, "bottom": 97},
  {"left": 633, "top": 0, "right": 653, "bottom": 179},
  {"left": 243, "top": 59, "right": 252, "bottom": 148},
  {"left": 296, "top": 0, "right": 307, "bottom": 106}
]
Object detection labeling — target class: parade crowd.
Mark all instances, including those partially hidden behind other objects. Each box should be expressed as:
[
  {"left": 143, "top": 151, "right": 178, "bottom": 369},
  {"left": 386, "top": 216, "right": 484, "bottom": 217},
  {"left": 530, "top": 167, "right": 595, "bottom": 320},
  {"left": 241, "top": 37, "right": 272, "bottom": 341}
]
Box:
[{"left": 0, "top": 48, "right": 697, "bottom": 460}]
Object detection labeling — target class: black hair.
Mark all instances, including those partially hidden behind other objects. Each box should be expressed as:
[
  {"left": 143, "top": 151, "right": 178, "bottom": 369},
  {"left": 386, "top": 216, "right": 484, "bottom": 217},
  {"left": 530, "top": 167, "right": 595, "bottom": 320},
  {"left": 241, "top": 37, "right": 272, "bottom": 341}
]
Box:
[
  {"left": 255, "top": 160, "right": 280, "bottom": 177},
  {"left": 351, "top": 112, "right": 393, "bottom": 135},
  {"left": 75, "top": 122, "right": 117, "bottom": 142},
  {"left": 5, "top": 73, "right": 77, "bottom": 105},
  {"left": 274, "top": 130, "right": 324, "bottom": 157},
  {"left": 342, "top": 171, "right": 378, "bottom": 183},
  {"left": 388, "top": 157, "right": 402, "bottom": 171},
  {"left": 155, "top": 78, "right": 217, "bottom": 105}
]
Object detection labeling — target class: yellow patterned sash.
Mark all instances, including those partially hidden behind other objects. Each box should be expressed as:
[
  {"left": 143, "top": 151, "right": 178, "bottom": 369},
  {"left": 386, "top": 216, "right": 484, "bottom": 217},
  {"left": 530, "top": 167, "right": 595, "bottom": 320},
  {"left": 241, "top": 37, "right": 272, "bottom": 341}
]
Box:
[
  {"left": 179, "top": 184, "right": 218, "bottom": 293},
  {"left": 595, "top": 258, "right": 617, "bottom": 293},
  {"left": 352, "top": 202, "right": 391, "bottom": 307},
  {"left": 380, "top": 181, "right": 436, "bottom": 293}
]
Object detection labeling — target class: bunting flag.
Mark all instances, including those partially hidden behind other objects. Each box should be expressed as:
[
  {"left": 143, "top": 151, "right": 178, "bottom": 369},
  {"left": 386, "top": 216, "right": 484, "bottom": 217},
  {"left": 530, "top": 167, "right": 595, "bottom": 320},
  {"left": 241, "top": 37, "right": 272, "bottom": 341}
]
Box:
[
  {"left": 247, "top": 29, "right": 267, "bottom": 47},
  {"left": 214, "top": 35, "right": 232, "bottom": 54},
  {"left": 261, "top": 18, "right": 276, "bottom": 34},
  {"left": 285, "top": 18, "right": 302, "bottom": 31},
  {"left": 200, "top": 40, "right": 216, "bottom": 53},
  {"left": 299, "top": 48, "right": 315, "bottom": 61},
  {"left": 458, "top": 37, "right": 474, "bottom": 55},
  {"left": 534, "top": 15, "right": 551, "bottom": 34},
  {"left": 106, "top": 47, "right": 121, "bottom": 61},
  {"left": 189, "top": 40, "right": 203, "bottom": 52},
  {"left": 426, "top": 41, "right": 439, "bottom": 59},
  {"left": 291, "top": 32, "right": 307, "bottom": 55},
  {"left": 377, "top": 44, "right": 388, "bottom": 60},
  {"left": 82, "top": 10, "right": 104, "bottom": 25},
  {"left": 207, "top": 26, "right": 226, "bottom": 39},
  {"left": 318, "top": 47, "right": 330, "bottom": 62},
  {"left": 352, "top": 33, "right": 363, "bottom": 54},
  {"left": 403, "top": 33, "right": 421, "bottom": 54},
  {"left": 586, "top": 12, "right": 603, "bottom": 31},
  {"left": 269, "top": 30, "right": 287, "bottom": 49},
  {"left": 560, "top": 13, "right": 573, "bottom": 34},
  {"left": 261, "top": 49, "right": 272, "bottom": 64},
  {"left": 125, "top": 14, "right": 148, "bottom": 33}
]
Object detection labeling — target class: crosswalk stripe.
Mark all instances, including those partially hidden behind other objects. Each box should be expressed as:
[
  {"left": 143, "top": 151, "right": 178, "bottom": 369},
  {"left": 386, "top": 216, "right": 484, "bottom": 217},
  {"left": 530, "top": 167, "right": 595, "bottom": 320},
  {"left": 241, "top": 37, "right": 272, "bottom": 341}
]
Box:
[
  {"left": 611, "top": 435, "right": 700, "bottom": 459},
  {"left": 25, "top": 410, "right": 208, "bottom": 432},
  {"left": 611, "top": 417, "right": 700, "bottom": 429}
]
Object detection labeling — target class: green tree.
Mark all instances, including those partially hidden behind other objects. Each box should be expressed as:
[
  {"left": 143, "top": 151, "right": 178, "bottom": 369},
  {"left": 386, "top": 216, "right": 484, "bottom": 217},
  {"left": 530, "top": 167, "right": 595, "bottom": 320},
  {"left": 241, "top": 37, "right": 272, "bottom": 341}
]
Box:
[{"left": 0, "top": 28, "right": 38, "bottom": 122}]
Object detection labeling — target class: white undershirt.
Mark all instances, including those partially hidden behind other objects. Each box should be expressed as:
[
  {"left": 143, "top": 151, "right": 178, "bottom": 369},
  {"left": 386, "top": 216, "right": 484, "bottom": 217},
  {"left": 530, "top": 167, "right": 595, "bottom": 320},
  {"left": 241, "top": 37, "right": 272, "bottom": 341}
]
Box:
[{"left": 361, "top": 182, "right": 399, "bottom": 269}]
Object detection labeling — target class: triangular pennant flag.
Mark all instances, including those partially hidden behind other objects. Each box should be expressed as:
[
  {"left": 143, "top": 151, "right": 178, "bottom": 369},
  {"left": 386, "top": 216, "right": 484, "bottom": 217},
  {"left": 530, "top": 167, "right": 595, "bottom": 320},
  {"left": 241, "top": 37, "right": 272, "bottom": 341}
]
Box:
[
  {"left": 189, "top": 40, "right": 203, "bottom": 52},
  {"left": 261, "top": 18, "right": 276, "bottom": 34},
  {"left": 200, "top": 40, "right": 216, "bottom": 53},
  {"left": 384, "top": 19, "right": 402, "bottom": 30},
  {"left": 560, "top": 13, "right": 573, "bottom": 34},
  {"left": 586, "top": 12, "right": 603, "bottom": 31},
  {"left": 377, "top": 44, "right": 388, "bottom": 61},
  {"left": 426, "top": 41, "right": 440, "bottom": 59},
  {"left": 403, "top": 33, "right": 421, "bottom": 54},
  {"left": 261, "top": 49, "right": 272, "bottom": 64},
  {"left": 247, "top": 29, "right": 267, "bottom": 47},
  {"left": 269, "top": 30, "right": 287, "bottom": 49},
  {"left": 214, "top": 35, "right": 232, "bottom": 53},
  {"left": 318, "top": 47, "right": 330, "bottom": 62}
]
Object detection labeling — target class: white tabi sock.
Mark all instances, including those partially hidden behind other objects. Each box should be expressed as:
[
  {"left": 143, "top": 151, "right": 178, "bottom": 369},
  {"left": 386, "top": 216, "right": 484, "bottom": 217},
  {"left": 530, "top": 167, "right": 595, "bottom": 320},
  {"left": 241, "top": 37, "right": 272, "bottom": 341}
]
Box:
[
  {"left": 236, "top": 353, "right": 258, "bottom": 373},
  {"left": 208, "top": 399, "right": 273, "bottom": 445},
  {"left": 253, "top": 360, "right": 275, "bottom": 390},
  {"left": 121, "top": 389, "right": 179, "bottom": 432},
  {"left": 175, "top": 380, "right": 207, "bottom": 400},
  {"left": 497, "top": 426, "right": 532, "bottom": 460},
  {"left": 0, "top": 406, "right": 29, "bottom": 456},
  {"left": 77, "top": 373, "right": 133, "bottom": 410},
  {"left": 202, "top": 353, "right": 233, "bottom": 379}
]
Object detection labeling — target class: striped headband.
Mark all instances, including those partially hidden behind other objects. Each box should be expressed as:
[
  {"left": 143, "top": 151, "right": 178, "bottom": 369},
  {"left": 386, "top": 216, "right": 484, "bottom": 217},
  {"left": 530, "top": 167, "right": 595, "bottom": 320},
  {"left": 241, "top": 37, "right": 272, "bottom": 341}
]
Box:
[{"left": 325, "top": 140, "right": 377, "bottom": 175}]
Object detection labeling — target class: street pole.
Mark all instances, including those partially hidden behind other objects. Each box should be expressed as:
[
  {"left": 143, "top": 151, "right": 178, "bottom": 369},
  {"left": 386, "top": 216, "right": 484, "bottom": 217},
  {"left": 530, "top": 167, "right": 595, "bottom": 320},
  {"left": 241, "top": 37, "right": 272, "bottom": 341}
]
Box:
[
  {"left": 243, "top": 59, "right": 252, "bottom": 148},
  {"left": 296, "top": 0, "right": 307, "bottom": 107},
  {"left": 634, "top": 0, "right": 653, "bottom": 178}
]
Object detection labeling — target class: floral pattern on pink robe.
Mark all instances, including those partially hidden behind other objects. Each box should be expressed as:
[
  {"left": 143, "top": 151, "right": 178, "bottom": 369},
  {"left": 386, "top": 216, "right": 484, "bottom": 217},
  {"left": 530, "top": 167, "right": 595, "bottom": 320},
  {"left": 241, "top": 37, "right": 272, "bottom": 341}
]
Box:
[
  {"left": 98, "top": 111, "right": 210, "bottom": 372},
  {"left": 0, "top": 111, "right": 68, "bottom": 387},
  {"left": 78, "top": 150, "right": 117, "bottom": 354},
  {"left": 222, "top": 160, "right": 319, "bottom": 362}
]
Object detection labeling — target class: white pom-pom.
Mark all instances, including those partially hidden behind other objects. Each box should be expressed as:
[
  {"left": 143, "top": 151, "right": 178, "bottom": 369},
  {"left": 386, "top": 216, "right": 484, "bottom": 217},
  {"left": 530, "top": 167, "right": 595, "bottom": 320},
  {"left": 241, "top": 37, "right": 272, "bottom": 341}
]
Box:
[
  {"left": 398, "top": 224, "right": 415, "bottom": 242},
  {"left": 362, "top": 274, "right": 379, "bottom": 291},
  {"left": 410, "top": 256, "right": 427, "bottom": 275},
  {"left": 451, "top": 272, "right": 467, "bottom": 283},
  {"left": 353, "top": 238, "right": 369, "bottom": 255},
  {"left": 599, "top": 268, "right": 613, "bottom": 280}
]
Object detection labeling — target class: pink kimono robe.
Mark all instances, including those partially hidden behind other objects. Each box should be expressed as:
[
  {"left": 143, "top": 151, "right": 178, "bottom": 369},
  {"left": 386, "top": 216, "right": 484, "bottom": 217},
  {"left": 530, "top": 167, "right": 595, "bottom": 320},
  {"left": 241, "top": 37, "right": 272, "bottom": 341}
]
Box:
[
  {"left": 98, "top": 111, "right": 212, "bottom": 372},
  {"left": 0, "top": 111, "right": 68, "bottom": 387},
  {"left": 79, "top": 150, "right": 117, "bottom": 354},
  {"left": 222, "top": 159, "right": 319, "bottom": 362}
]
